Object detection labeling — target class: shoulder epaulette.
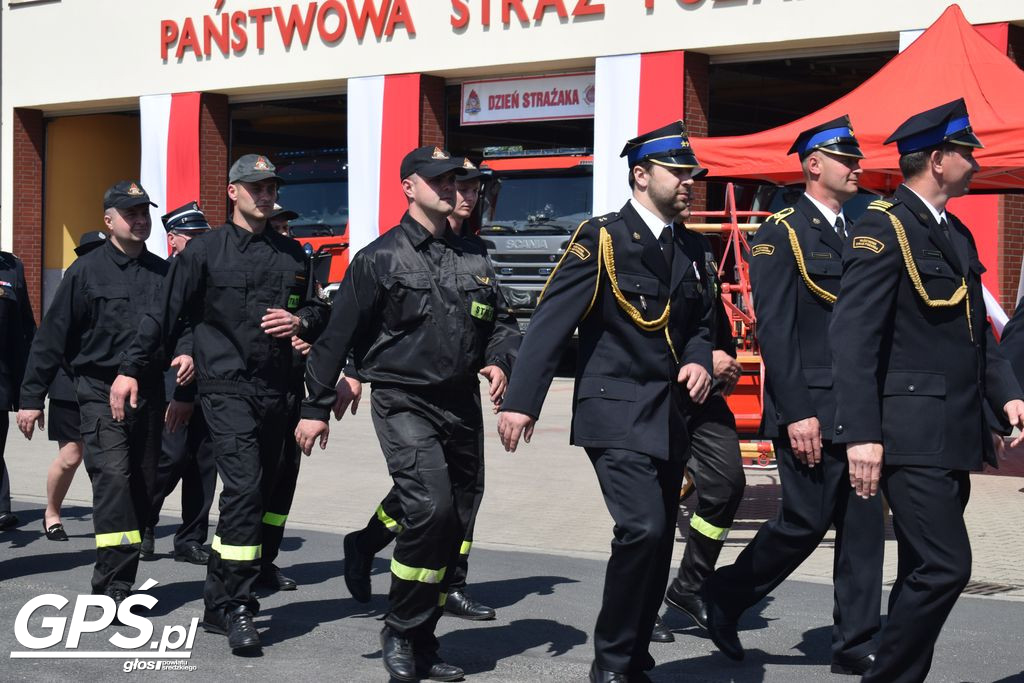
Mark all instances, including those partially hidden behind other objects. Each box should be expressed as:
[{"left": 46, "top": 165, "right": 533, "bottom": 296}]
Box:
[
  {"left": 590, "top": 211, "right": 619, "bottom": 226},
  {"left": 767, "top": 207, "right": 795, "bottom": 224},
  {"left": 867, "top": 199, "right": 895, "bottom": 212}
]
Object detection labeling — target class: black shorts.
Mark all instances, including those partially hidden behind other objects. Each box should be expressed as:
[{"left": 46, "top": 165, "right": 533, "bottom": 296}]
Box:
[{"left": 47, "top": 399, "right": 81, "bottom": 443}]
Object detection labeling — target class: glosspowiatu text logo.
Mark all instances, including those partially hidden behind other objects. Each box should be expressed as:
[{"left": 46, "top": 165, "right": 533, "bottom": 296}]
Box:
[{"left": 9, "top": 579, "right": 199, "bottom": 672}]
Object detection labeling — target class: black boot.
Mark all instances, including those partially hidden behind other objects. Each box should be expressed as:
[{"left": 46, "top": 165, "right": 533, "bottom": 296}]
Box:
[
  {"left": 140, "top": 527, "right": 155, "bottom": 559},
  {"left": 664, "top": 579, "right": 709, "bottom": 631},
  {"left": 415, "top": 650, "right": 465, "bottom": 681},
  {"left": 380, "top": 625, "right": 417, "bottom": 681},
  {"left": 650, "top": 614, "right": 675, "bottom": 643},
  {"left": 256, "top": 563, "right": 296, "bottom": 591},
  {"left": 444, "top": 589, "right": 495, "bottom": 621},
  {"left": 202, "top": 605, "right": 261, "bottom": 652},
  {"left": 343, "top": 531, "right": 373, "bottom": 603}
]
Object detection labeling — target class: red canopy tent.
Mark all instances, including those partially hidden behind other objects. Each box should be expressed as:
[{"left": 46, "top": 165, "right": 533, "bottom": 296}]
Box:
[{"left": 690, "top": 4, "right": 1024, "bottom": 193}]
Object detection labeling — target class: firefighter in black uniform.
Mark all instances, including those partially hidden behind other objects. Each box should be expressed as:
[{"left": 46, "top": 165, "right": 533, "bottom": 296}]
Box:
[
  {"left": 143, "top": 202, "right": 216, "bottom": 566},
  {"left": 652, "top": 223, "right": 745, "bottom": 642},
  {"left": 831, "top": 99, "right": 1024, "bottom": 683},
  {"left": 498, "top": 121, "right": 714, "bottom": 683},
  {"left": 703, "top": 117, "right": 884, "bottom": 674},
  {"left": 296, "top": 146, "right": 519, "bottom": 682},
  {"left": 112, "top": 155, "right": 329, "bottom": 653},
  {"left": 18, "top": 181, "right": 170, "bottom": 604},
  {"left": 0, "top": 247, "right": 36, "bottom": 531},
  {"left": 342, "top": 158, "right": 503, "bottom": 621}
]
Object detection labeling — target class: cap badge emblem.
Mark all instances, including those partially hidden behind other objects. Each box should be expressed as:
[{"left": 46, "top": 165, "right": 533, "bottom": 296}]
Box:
[
  {"left": 127, "top": 183, "right": 143, "bottom": 196},
  {"left": 432, "top": 147, "right": 449, "bottom": 160},
  {"left": 254, "top": 156, "right": 271, "bottom": 171},
  {"left": 463, "top": 159, "right": 476, "bottom": 169}
]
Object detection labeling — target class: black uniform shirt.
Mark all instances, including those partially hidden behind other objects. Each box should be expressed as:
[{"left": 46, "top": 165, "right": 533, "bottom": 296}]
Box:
[
  {"left": 20, "top": 239, "right": 169, "bottom": 410},
  {"left": 119, "top": 222, "right": 328, "bottom": 396},
  {"left": 0, "top": 251, "right": 36, "bottom": 410},
  {"left": 302, "top": 212, "right": 521, "bottom": 421}
]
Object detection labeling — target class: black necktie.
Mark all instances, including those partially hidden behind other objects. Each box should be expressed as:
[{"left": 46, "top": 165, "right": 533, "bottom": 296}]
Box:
[
  {"left": 659, "top": 226, "right": 674, "bottom": 269},
  {"left": 834, "top": 216, "right": 847, "bottom": 241},
  {"left": 939, "top": 218, "right": 950, "bottom": 241}
]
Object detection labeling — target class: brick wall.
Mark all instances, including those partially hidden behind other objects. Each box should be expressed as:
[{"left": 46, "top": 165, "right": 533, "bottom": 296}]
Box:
[
  {"left": 12, "top": 108, "right": 45, "bottom": 320},
  {"left": 419, "top": 75, "right": 446, "bottom": 148},
  {"left": 684, "top": 51, "right": 710, "bottom": 212},
  {"left": 199, "top": 93, "right": 230, "bottom": 225},
  {"left": 1000, "top": 195, "right": 1024, "bottom": 310}
]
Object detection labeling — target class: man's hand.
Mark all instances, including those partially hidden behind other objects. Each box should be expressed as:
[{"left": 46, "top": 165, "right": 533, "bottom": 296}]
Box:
[
  {"left": 164, "top": 400, "right": 194, "bottom": 434},
  {"left": 847, "top": 441, "right": 884, "bottom": 499},
  {"left": 479, "top": 365, "right": 508, "bottom": 413},
  {"left": 787, "top": 416, "right": 822, "bottom": 467},
  {"left": 291, "top": 335, "right": 312, "bottom": 356},
  {"left": 712, "top": 350, "right": 742, "bottom": 396},
  {"left": 295, "top": 419, "right": 330, "bottom": 455},
  {"left": 170, "top": 354, "right": 195, "bottom": 386},
  {"left": 333, "top": 376, "right": 362, "bottom": 420},
  {"left": 110, "top": 375, "right": 139, "bottom": 422},
  {"left": 16, "top": 409, "right": 44, "bottom": 440},
  {"left": 261, "top": 308, "right": 300, "bottom": 338},
  {"left": 1004, "top": 399, "right": 1024, "bottom": 447},
  {"left": 677, "top": 363, "right": 712, "bottom": 404},
  {"left": 497, "top": 411, "right": 535, "bottom": 452}
]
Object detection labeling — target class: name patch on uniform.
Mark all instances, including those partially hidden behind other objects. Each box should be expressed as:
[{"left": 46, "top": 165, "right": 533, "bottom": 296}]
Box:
[
  {"left": 751, "top": 244, "right": 775, "bottom": 257},
  {"left": 470, "top": 301, "right": 495, "bottom": 322},
  {"left": 287, "top": 294, "right": 301, "bottom": 309},
  {"left": 568, "top": 243, "right": 591, "bottom": 261},
  {"left": 852, "top": 236, "right": 884, "bottom": 254},
  {"left": 811, "top": 252, "right": 832, "bottom": 259}
]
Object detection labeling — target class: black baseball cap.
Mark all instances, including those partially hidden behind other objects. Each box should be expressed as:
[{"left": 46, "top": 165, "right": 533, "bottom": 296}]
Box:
[
  {"left": 400, "top": 146, "right": 466, "bottom": 180},
  {"left": 162, "top": 201, "right": 211, "bottom": 233},
  {"left": 103, "top": 181, "right": 156, "bottom": 210},
  {"left": 270, "top": 204, "right": 299, "bottom": 221},
  {"left": 229, "top": 154, "right": 283, "bottom": 183},
  {"left": 74, "top": 231, "right": 108, "bottom": 256},
  {"left": 454, "top": 157, "right": 487, "bottom": 181}
]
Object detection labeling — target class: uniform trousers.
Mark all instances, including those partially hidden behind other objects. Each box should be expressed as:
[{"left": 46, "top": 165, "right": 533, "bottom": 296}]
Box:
[
  {"left": 0, "top": 413, "right": 10, "bottom": 513},
  {"left": 707, "top": 440, "right": 883, "bottom": 661},
  {"left": 149, "top": 408, "right": 216, "bottom": 552},
  {"left": 78, "top": 376, "right": 163, "bottom": 593},
  {"left": 674, "top": 393, "right": 745, "bottom": 593},
  {"left": 370, "top": 385, "right": 481, "bottom": 651},
  {"left": 260, "top": 395, "right": 302, "bottom": 569},
  {"left": 201, "top": 392, "right": 296, "bottom": 612},
  {"left": 586, "top": 446, "right": 688, "bottom": 674},
  {"left": 863, "top": 466, "right": 971, "bottom": 683}
]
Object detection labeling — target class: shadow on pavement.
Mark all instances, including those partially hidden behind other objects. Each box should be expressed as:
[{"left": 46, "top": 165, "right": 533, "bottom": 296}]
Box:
[
  {"left": 439, "top": 618, "right": 589, "bottom": 674},
  {"left": 468, "top": 575, "right": 581, "bottom": 610},
  {"left": 284, "top": 556, "right": 390, "bottom": 590},
  {"left": 258, "top": 597, "right": 382, "bottom": 647},
  {"left": 651, "top": 648, "right": 818, "bottom": 682},
  {"left": 145, "top": 579, "right": 206, "bottom": 617},
  {"left": 0, "top": 548, "right": 95, "bottom": 582},
  {"left": 1, "top": 504, "right": 94, "bottom": 550}
]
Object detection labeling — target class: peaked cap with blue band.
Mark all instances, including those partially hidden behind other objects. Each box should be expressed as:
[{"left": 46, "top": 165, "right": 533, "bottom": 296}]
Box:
[
  {"left": 788, "top": 114, "right": 864, "bottom": 159},
  {"left": 884, "top": 98, "right": 983, "bottom": 155},
  {"left": 620, "top": 120, "right": 707, "bottom": 178}
]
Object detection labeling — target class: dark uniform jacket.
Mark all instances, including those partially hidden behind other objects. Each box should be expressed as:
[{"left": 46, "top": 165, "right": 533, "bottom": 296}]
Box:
[
  {"left": 21, "top": 240, "right": 169, "bottom": 410},
  {"left": 0, "top": 251, "right": 36, "bottom": 411},
  {"left": 501, "top": 201, "right": 713, "bottom": 461},
  {"left": 830, "top": 185, "right": 1022, "bottom": 470},
  {"left": 120, "top": 222, "right": 328, "bottom": 396},
  {"left": 748, "top": 194, "right": 844, "bottom": 439},
  {"left": 301, "top": 213, "right": 521, "bottom": 421},
  {"left": 679, "top": 227, "right": 736, "bottom": 358}
]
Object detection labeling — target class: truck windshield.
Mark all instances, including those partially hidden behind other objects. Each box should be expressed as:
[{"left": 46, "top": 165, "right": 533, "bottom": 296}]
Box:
[
  {"left": 277, "top": 180, "right": 349, "bottom": 238},
  {"left": 485, "top": 175, "right": 592, "bottom": 233}
]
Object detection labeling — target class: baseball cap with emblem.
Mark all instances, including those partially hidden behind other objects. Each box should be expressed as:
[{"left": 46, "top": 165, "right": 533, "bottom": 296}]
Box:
[
  {"left": 399, "top": 146, "right": 466, "bottom": 180},
  {"left": 620, "top": 120, "right": 707, "bottom": 178},
  {"left": 162, "top": 201, "right": 211, "bottom": 233},
  {"left": 74, "top": 231, "right": 108, "bottom": 256},
  {"left": 270, "top": 204, "right": 299, "bottom": 221},
  {"left": 788, "top": 114, "right": 864, "bottom": 159},
  {"left": 884, "top": 98, "right": 983, "bottom": 155},
  {"left": 454, "top": 157, "right": 488, "bottom": 182},
  {"left": 103, "top": 181, "right": 157, "bottom": 210},
  {"left": 229, "top": 154, "right": 283, "bottom": 184}
]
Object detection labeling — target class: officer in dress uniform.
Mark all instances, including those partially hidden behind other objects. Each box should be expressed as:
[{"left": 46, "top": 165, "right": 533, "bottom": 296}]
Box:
[
  {"left": 112, "top": 156, "right": 329, "bottom": 653},
  {"left": 831, "top": 99, "right": 1024, "bottom": 683},
  {"left": 142, "top": 202, "right": 217, "bottom": 566},
  {"left": 296, "top": 146, "right": 519, "bottom": 682},
  {"left": 0, "top": 247, "right": 36, "bottom": 532},
  {"left": 341, "top": 158, "right": 505, "bottom": 621},
  {"left": 498, "top": 121, "right": 714, "bottom": 683},
  {"left": 703, "top": 116, "right": 884, "bottom": 674},
  {"left": 18, "top": 181, "right": 171, "bottom": 605}
]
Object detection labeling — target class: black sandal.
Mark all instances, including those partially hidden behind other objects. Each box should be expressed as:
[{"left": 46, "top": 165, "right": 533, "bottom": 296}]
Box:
[{"left": 44, "top": 522, "right": 69, "bottom": 541}]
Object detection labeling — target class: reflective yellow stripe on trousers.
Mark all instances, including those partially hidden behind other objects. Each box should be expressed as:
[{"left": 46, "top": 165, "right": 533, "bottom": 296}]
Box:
[
  {"left": 690, "top": 513, "right": 729, "bottom": 541},
  {"left": 376, "top": 504, "right": 403, "bottom": 533},
  {"left": 459, "top": 540, "right": 472, "bottom": 555},
  {"left": 262, "top": 512, "right": 288, "bottom": 527},
  {"left": 391, "top": 558, "right": 445, "bottom": 584},
  {"left": 212, "top": 535, "right": 262, "bottom": 561},
  {"left": 95, "top": 530, "right": 142, "bottom": 547}
]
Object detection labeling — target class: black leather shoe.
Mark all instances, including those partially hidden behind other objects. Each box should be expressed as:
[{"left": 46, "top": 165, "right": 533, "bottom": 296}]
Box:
[
  {"left": 0, "top": 512, "right": 20, "bottom": 531},
  {"left": 140, "top": 527, "right": 155, "bottom": 559},
  {"left": 664, "top": 582, "right": 709, "bottom": 631},
  {"left": 650, "top": 614, "right": 675, "bottom": 643},
  {"left": 588, "top": 661, "right": 628, "bottom": 682},
  {"left": 380, "top": 626, "right": 417, "bottom": 681},
  {"left": 105, "top": 587, "right": 130, "bottom": 607},
  {"left": 44, "top": 522, "right": 69, "bottom": 541},
  {"left": 705, "top": 594, "right": 744, "bottom": 661},
  {"left": 444, "top": 589, "right": 495, "bottom": 621},
  {"left": 173, "top": 544, "right": 210, "bottom": 565},
  {"left": 831, "top": 652, "right": 875, "bottom": 675},
  {"left": 343, "top": 531, "right": 372, "bottom": 603},
  {"left": 257, "top": 563, "right": 296, "bottom": 591},
  {"left": 202, "top": 606, "right": 261, "bottom": 652},
  {"left": 415, "top": 650, "right": 465, "bottom": 681}
]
